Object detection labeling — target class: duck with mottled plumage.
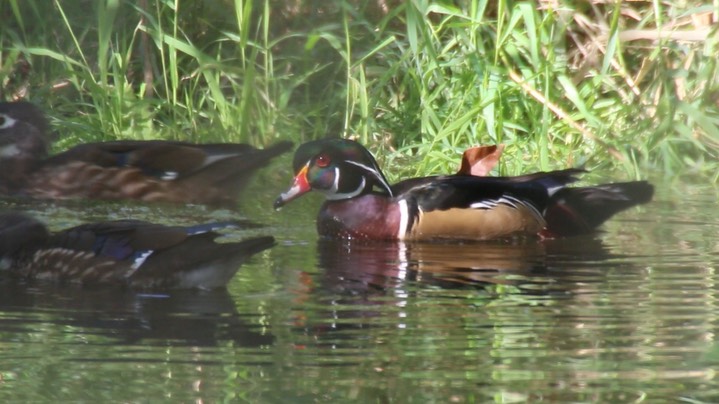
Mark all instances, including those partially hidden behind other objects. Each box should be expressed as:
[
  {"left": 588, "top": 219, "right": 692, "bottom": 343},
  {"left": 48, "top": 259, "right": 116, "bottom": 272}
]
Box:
[
  {"left": 274, "top": 139, "right": 654, "bottom": 240},
  {"left": 0, "top": 212, "right": 275, "bottom": 289},
  {"left": 0, "top": 101, "right": 292, "bottom": 207}
]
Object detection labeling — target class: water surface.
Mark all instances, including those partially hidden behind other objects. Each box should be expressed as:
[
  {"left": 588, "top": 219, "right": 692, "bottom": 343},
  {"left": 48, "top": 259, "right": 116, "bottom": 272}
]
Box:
[{"left": 1, "top": 178, "right": 718, "bottom": 402}]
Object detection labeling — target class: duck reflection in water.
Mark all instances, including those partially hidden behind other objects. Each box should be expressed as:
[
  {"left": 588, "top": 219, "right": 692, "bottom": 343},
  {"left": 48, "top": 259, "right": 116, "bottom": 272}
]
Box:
[
  {"left": 315, "top": 236, "right": 610, "bottom": 293},
  {"left": 0, "top": 282, "right": 274, "bottom": 348},
  {"left": 290, "top": 237, "right": 610, "bottom": 341}
]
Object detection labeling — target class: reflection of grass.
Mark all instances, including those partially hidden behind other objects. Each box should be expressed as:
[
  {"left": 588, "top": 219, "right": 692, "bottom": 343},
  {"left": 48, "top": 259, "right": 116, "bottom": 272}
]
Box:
[{"left": 2, "top": 1, "right": 717, "bottom": 179}]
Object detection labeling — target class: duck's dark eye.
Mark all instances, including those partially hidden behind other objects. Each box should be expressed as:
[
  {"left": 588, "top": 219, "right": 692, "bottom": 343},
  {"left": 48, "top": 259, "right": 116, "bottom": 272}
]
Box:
[{"left": 315, "top": 154, "right": 331, "bottom": 168}]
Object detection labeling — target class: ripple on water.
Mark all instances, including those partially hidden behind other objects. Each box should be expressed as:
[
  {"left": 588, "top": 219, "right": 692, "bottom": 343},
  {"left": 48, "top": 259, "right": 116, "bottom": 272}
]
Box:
[{"left": 1, "top": 181, "right": 719, "bottom": 402}]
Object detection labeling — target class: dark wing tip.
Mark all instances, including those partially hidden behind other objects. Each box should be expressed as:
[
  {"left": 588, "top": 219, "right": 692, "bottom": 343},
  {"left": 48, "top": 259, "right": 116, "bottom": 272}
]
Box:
[
  {"left": 634, "top": 181, "right": 655, "bottom": 204},
  {"left": 236, "top": 235, "right": 276, "bottom": 256}
]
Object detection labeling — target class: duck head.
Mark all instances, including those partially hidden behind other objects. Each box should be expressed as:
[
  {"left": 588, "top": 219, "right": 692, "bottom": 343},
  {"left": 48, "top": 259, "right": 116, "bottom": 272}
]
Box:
[
  {"left": 0, "top": 101, "right": 51, "bottom": 159},
  {"left": 0, "top": 102, "right": 53, "bottom": 192},
  {"left": 274, "top": 139, "right": 393, "bottom": 209}
]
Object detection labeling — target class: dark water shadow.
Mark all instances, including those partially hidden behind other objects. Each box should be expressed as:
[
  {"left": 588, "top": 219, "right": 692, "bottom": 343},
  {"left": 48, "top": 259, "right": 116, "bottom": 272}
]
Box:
[{"left": 0, "top": 279, "right": 274, "bottom": 348}]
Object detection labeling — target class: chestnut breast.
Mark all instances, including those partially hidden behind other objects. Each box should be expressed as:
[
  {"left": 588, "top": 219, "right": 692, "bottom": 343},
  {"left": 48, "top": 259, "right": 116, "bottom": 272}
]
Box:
[{"left": 318, "top": 195, "right": 402, "bottom": 240}]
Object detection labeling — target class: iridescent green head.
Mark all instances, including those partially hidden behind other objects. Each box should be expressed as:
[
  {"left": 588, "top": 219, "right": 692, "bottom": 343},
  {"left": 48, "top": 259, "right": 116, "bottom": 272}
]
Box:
[{"left": 274, "top": 139, "right": 393, "bottom": 209}]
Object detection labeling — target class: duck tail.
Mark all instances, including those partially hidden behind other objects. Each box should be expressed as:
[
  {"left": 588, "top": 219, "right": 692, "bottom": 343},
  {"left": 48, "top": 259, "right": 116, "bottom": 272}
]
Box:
[{"left": 542, "top": 181, "right": 654, "bottom": 237}]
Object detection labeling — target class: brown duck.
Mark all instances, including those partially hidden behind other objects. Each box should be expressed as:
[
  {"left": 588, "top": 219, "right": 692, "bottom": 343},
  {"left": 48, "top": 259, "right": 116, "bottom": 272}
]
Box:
[
  {"left": 0, "top": 101, "right": 291, "bottom": 207},
  {"left": 0, "top": 212, "right": 275, "bottom": 289}
]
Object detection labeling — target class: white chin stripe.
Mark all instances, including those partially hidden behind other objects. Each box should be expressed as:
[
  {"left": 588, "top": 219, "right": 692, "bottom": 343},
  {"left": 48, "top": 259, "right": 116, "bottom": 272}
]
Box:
[{"left": 324, "top": 176, "right": 366, "bottom": 200}]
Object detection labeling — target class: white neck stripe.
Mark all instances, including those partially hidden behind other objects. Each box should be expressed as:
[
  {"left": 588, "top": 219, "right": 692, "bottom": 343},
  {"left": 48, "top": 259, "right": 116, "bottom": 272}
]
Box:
[{"left": 325, "top": 176, "right": 366, "bottom": 200}]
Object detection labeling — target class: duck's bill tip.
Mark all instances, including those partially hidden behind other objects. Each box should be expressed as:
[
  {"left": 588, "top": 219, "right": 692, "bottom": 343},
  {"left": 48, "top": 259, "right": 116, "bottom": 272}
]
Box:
[
  {"left": 274, "top": 166, "right": 311, "bottom": 211},
  {"left": 273, "top": 184, "right": 309, "bottom": 210},
  {"left": 273, "top": 196, "right": 286, "bottom": 210}
]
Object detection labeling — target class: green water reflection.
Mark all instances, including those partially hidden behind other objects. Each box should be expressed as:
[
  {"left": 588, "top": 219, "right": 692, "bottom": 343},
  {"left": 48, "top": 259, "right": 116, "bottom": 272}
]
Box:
[{"left": 1, "top": 179, "right": 718, "bottom": 402}]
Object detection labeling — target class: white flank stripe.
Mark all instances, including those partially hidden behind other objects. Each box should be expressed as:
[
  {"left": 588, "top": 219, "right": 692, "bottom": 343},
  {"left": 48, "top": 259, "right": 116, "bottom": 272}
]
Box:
[
  {"left": 469, "top": 196, "right": 544, "bottom": 222},
  {"left": 469, "top": 200, "right": 497, "bottom": 209},
  {"left": 397, "top": 199, "right": 409, "bottom": 240}
]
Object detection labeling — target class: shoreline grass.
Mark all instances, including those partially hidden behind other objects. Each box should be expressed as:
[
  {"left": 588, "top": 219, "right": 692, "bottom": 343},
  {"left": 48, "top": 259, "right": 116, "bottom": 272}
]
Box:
[{"left": 1, "top": 0, "right": 717, "bottom": 181}]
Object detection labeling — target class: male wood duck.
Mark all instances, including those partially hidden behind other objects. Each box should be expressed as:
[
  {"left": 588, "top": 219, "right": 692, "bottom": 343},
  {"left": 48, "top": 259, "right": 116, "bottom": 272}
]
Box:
[
  {"left": 274, "top": 139, "right": 655, "bottom": 240},
  {"left": 0, "top": 212, "right": 275, "bottom": 289},
  {"left": 0, "top": 101, "right": 292, "bottom": 207}
]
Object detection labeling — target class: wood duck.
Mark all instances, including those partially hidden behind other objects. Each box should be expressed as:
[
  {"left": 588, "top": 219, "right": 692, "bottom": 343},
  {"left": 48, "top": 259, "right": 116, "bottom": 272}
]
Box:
[
  {"left": 0, "top": 212, "right": 275, "bottom": 289},
  {"left": 0, "top": 101, "right": 292, "bottom": 207},
  {"left": 274, "top": 139, "right": 655, "bottom": 240}
]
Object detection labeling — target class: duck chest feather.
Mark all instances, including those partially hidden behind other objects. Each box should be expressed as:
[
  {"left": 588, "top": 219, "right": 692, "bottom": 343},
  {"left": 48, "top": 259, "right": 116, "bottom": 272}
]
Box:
[{"left": 318, "top": 195, "right": 402, "bottom": 240}]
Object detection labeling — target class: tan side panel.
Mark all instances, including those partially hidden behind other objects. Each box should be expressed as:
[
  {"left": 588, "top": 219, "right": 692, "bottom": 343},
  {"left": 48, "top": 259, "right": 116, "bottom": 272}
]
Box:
[{"left": 409, "top": 204, "right": 545, "bottom": 240}]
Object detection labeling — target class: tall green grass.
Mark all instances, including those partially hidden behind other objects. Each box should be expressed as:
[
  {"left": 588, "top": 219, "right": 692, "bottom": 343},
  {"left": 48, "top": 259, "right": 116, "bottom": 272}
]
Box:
[
  {"left": 1, "top": 0, "right": 717, "bottom": 180},
  {"left": 2, "top": 0, "right": 329, "bottom": 147},
  {"left": 342, "top": 0, "right": 719, "bottom": 179}
]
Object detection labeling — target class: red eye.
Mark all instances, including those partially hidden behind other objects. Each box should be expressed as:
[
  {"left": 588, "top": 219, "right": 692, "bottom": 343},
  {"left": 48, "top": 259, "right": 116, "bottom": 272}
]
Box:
[{"left": 315, "top": 154, "right": 331, "bottom": 168}]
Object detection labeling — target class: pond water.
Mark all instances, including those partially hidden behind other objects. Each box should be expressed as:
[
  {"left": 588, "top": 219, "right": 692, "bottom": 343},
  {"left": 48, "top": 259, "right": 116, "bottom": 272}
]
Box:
[{"left": 0, "top": 173, "right": 718, "bottom": 402}]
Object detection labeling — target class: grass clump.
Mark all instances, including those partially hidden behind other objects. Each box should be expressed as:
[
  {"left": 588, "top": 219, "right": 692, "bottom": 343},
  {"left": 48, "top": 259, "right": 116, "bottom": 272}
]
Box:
[{"left": 1, "top": 0, "right": 717, "bottom": 180}]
